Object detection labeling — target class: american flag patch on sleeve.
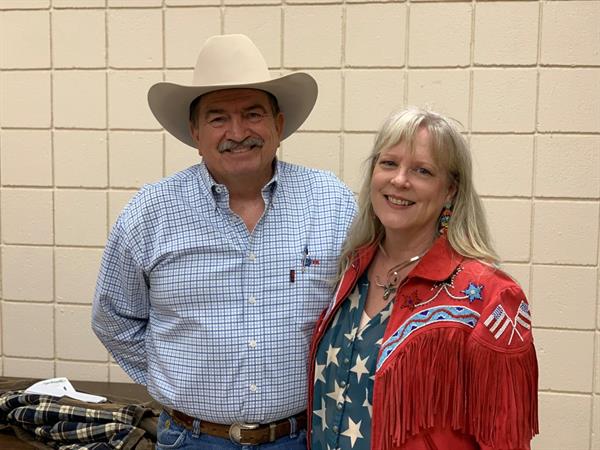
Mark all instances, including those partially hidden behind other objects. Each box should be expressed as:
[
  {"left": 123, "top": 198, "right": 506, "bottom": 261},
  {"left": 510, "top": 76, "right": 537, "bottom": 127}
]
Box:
[{"left": 483, "top": 301, "right": 531, "bottom": 345}]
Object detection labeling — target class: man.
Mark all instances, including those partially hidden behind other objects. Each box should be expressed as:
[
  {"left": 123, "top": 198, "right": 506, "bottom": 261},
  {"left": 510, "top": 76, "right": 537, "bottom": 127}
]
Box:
[{"left": 92, "top": 34, "right": 356, "bottom": 449}]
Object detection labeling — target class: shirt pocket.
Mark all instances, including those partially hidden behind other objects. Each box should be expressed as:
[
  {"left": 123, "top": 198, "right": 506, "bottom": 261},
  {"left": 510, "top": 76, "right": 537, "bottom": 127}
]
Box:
[{"left": 287, "top": 249, "right": 339, "bottom": 333}]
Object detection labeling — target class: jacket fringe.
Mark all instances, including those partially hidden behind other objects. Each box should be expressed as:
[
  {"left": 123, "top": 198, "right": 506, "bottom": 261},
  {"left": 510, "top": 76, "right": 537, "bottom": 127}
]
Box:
[{"left": 373, "top": 327, "right": 538, "bottom": 450}]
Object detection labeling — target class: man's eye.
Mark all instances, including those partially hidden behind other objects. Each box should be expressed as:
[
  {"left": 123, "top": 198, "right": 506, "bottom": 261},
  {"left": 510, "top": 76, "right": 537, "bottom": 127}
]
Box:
[
  {"left": 208, "top": 116, "right": 227, "bottom": 127},
  {"left": 246, "top": 111, "right": 265, "bottom": 122}
]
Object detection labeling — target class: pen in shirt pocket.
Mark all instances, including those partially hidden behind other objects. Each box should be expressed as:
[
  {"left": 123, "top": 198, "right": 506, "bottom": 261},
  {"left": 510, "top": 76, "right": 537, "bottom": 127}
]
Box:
[{"left": 290, "top": 245, "right": 320, "bottom": 282}]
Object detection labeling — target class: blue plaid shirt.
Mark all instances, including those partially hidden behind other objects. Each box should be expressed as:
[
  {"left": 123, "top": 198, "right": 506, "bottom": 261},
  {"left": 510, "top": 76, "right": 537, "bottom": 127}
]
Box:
[{"left": 92, "top": 160, "right": 356, "bottom": 424}]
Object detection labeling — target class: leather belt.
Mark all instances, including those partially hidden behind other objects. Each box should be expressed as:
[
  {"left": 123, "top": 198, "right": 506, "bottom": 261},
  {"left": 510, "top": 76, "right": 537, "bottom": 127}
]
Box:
[{"left": 167, "top": 408, "right": 307, "bottom": 445}]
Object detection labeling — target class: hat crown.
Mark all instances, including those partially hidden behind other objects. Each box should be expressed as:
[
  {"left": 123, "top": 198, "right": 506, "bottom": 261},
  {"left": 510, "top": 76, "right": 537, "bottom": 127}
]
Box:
[
  {"left": 192, "top": 34, "right": 271, "bottom": 86},
  {"left": 147, "top": 34, "right": 317, "bottom": 148}
]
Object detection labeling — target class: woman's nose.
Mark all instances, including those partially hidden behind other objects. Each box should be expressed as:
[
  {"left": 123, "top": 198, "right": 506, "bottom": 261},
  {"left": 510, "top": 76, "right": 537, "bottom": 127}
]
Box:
[{"left": 390, "top": 170, "right": 410, "bottom": 188}]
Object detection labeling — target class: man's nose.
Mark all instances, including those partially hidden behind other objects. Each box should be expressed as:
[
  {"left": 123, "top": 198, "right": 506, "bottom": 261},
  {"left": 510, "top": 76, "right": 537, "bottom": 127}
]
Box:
[{"left": 225, "top": 114, "right": 249, "bottom": 140}]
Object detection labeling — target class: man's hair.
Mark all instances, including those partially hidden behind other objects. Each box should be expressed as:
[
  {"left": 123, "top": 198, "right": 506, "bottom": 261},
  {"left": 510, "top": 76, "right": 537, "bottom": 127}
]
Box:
[
  {"left": 338, "top": 107, "right": 498, "bottom": 277},
  {"left": 189, "top": 90, "right": 281, "bottom": 128}
]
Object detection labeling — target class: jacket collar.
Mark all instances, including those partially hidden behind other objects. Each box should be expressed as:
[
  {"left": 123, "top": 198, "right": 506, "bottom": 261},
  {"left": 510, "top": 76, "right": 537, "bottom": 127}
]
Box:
[{"left": 409, "top": 235, "right": 464, "bottom": 282}]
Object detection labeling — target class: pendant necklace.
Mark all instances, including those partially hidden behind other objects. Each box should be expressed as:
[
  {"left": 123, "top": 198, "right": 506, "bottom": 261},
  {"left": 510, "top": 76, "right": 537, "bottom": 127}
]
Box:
[{"left": 374, "top": 253, "right": 423, "bottom": 301}]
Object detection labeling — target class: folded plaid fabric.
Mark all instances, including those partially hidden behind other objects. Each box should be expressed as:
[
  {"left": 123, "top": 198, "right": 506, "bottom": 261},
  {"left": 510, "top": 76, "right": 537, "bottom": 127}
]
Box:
[{"left": 0, "top": 391, "right": 151, "bottom": 450}]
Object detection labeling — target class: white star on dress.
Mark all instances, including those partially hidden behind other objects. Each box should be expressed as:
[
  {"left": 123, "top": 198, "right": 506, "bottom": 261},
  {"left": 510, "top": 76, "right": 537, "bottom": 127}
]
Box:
[
  {"left": 344, "top": 326, "right": 358, "bottom": 341},
  {"left": 363, "top": 388, "right": 373, "bottom": 417},
  {"left": 314, "top": 362, "right": 326, "bottom": 384},
  {"left": 348, "top": 288, "right": 361, "bottom": 311},
  {"left": 380, "top": 306, "right": 392, "bottom": 322},
  {"left": 350, "top": 355, "right": 369, "bottom": 382},
  {"left": 326, "top": 344, "right": 340, "bottom": 367},
  {"left": 313, "top": 397, "right": 328, "bottom": 430},
  {"left": 326, "top": 380, "right": 345, "bottom": 404},
  {"left": 341, "top": 418, "right": 364, "bottom": 447}
]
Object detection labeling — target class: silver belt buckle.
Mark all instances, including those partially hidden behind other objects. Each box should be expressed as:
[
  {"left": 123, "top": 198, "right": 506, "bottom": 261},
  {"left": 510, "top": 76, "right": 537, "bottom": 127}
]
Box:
[{"left": 229, "top": 422, "right": 259, "bottom": 445}]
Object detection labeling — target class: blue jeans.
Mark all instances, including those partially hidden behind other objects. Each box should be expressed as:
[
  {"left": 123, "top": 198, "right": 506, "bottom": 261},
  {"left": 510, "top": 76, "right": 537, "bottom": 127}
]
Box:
[{"left": 156, "top": 410, "right": 307, "bottom": 450}]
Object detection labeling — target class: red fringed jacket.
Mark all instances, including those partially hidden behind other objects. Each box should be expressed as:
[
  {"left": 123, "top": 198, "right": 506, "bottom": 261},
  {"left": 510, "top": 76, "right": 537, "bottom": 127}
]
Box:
[{"left": 308, "top": 236, "right": 538, "bottom": 450}]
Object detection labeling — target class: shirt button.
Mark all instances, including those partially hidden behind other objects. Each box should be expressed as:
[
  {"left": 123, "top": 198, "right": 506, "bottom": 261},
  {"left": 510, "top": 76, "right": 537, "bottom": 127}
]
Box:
[
  {"left": 336, "top": 403, "right": 343, "bottom": 411},
  {"left": 249, "top": 339, "right": 257, "bottom": 348},
  {"left": 332, "top": 425, "right": 339, "bottom": 433},
  {"left": 340, "top": 380, "right": 346, "bottom": 387},
  {"left": 249, "top": 252, "right": 256, "bottom": 261},
  {"left": 250, "top": 384, "right": 257, "bottom": 392},
  {"left": 248, "top": 296, "right": 256, "bottom": 304},
  {"left": 343, "top": 358, "right": 350, "bottom": 365},
  {"left": 215, "top": 186, "right": 223, "bottom": 194}
]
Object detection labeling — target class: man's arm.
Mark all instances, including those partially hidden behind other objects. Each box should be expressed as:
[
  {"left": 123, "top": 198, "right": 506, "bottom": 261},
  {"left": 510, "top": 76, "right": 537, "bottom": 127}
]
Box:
[{"left": 92, "top": 216, "right": 150, "bottom": 385}]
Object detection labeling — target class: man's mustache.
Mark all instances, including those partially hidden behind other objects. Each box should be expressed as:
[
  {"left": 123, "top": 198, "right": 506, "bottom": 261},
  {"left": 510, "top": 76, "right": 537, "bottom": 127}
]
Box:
[{"left": 218, "top": 137, "right": 265, "bottom": 153}]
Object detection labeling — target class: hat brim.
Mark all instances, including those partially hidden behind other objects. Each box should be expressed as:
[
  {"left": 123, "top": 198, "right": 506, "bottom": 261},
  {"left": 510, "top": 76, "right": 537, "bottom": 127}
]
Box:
[{"left": 147, "top": 72, "right": 317, "bottom": 149}]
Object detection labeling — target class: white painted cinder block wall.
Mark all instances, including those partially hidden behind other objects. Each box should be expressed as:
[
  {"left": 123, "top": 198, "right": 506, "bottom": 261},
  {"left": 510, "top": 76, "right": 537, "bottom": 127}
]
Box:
[{"left": 0, "top": 0, "right": 598, "bottom": 448}]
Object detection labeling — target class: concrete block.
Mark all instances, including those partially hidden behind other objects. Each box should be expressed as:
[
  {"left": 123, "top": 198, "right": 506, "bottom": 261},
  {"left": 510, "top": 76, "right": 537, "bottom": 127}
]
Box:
[
  {"left": 108, "top": 9, "right": 162, "bottom": 68},
  {"left": 536, "top": 329, "right": 594, "bottom": 393},
  {"left": 1, "top": 189, "right": 53, "bottom": 245},
  {"left": 1, "top": 130, "right": 52, "bottom": 186},
  {"left": 538, "top": 69, "right": 600, "bottom": 133},
  {"left": 470, "top": 135, "right": 533, "bottom": 197},
  {"left": 532, "top": 265, "right": 597, "bottom": 330},
  {"left": 2, "top": 246, "right": 53, "bottom": 302},
  {"left": 541, "top": 1, "right": 600, "bottom": 66},
  {"left": 345, "top": 3, "right": 406, "bottom": 67},
  {"left": 533, "top": 201, "right": 599, "bottom": 265},
  {"left": 474, "top": 1, "right": 538, "bottom": 65},
  {"left": 54, "top": 130, "right": 108, "bottom": 187},
  {"left": 344, "top": 70, "right": 404, "bottom": 131},
  {"left": 408, "top": 2, "right": 471, "bottom": 67},
  {"left": 0, "top": 71, "right": 51, "bottom": 128},
  {"left": 472, "top": 69, "right": 537, "bottom": 132},
  {"left": 53, "top": 71, "right": 106, "bottom": 128},
  {"left": 52, "top": 9, "right": 106, "bottom": 68},
  {"left": 2, "top": 302, "right": 54, "bottom": 358},
  {"left": 224, "top": 6, "right": 281, "bottom": 68},
  {"left": 535, "top": 135, "right": 600, "bottom": 198},
  {"left": 0, "top": 10, "right": 50, "bottom": 68},
  {"left": 284, "top": 6, "right": 342, "bottom": 68},
  {"left": 109, "top": 131, "right": 163, "bottom": 188},
  {"left": 55, "top": 190, "right": 107, "bottom": 246},
  {"left": 165, "top": 8, "right": 221, "bottom": 68}
]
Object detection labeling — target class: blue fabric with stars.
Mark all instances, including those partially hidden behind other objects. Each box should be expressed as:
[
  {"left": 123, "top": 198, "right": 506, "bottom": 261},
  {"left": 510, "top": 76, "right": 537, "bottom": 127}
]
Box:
[{"left": 312, "top": 273, "right": 392, "bottom": 450}]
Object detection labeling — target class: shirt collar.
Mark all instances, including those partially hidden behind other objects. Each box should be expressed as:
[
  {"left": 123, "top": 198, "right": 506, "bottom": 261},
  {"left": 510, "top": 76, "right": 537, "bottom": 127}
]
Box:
[{"left": 197, "top": 160, "right": 279, "bottom": 202}]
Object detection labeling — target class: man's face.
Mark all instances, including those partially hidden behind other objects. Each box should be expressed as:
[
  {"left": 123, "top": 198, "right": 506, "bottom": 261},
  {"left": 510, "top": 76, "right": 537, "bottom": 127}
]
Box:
[{"left": 190, "top": 88, "right": 284, "bottom": 187}]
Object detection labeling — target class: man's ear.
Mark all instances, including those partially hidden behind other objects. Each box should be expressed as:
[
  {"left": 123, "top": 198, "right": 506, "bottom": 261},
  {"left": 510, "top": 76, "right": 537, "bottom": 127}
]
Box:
[
  {"left": 275, "top": 113, "right": 285, "bottom": 139},
  {"left": 189, "top": 121, "right": 199, "bottom": 143},
  {"left": 189, "top": 122, "right": 203, "bottom": 156}
]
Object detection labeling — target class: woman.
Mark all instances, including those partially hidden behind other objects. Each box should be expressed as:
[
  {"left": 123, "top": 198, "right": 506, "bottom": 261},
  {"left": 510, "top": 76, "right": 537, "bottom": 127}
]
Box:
[{"left": 308, "top": 108, "right": 538, "bottom": 450}]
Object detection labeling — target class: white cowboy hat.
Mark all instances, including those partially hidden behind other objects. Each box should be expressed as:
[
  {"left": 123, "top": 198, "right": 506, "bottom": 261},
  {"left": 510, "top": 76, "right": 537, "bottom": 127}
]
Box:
[{"left": 148, "top": 34, "right": 318, "bottom": 149}]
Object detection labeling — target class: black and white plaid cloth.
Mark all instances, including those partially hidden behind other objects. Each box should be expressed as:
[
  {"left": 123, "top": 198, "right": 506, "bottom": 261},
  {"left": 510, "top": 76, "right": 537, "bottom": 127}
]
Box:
[{"left": 0, "top": 391, "right": 149, "bottom": 449}]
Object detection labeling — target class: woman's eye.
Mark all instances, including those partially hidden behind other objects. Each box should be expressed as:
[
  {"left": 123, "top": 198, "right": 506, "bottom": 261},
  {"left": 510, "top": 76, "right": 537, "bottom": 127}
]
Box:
[
  {"left": 415, "top": 167, "right": 432, "bottom": 175},
  {"left": 379, "top": 160, "right": 396, "bottom": 167}
]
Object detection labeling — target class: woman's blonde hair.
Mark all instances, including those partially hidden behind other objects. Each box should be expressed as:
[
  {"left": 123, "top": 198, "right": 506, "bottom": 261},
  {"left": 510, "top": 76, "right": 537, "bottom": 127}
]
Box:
[{"left": 339, "top": 107, "right": 498, "bottom": 275}]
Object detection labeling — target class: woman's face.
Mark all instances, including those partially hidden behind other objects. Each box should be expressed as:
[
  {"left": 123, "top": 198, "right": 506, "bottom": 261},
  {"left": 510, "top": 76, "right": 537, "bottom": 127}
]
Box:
[{"left": 370, "top": 127, "right": 456, "bottom": 241}]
